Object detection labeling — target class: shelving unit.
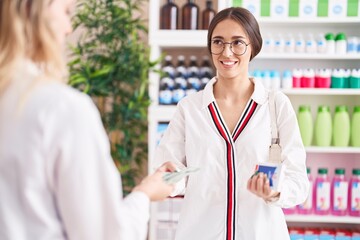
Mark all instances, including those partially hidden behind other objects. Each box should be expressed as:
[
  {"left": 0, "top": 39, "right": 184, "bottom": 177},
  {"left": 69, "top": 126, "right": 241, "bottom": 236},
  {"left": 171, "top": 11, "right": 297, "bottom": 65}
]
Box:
[
  {"left": 148, "top": 1, "right": 360, "bottom": 239},
  {"left": 285, "top": 215, "right": 360, "bottom": 225}
]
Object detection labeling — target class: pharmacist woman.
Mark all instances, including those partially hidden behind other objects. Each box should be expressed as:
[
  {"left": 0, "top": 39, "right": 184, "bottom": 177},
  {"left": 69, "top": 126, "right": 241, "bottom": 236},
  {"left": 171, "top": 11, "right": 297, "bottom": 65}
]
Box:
[
  {"left": 0, "top": 0, "right": 174, "bottom": 239},
  {"left": 155, "top": 7, "right": 309, "bottom": 240}
]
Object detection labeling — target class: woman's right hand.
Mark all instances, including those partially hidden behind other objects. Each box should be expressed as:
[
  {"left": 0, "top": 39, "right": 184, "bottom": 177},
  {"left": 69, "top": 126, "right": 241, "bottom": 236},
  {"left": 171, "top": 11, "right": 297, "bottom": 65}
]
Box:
[{"left": 133, "top": 161, "right": 177, "bottom": 201}]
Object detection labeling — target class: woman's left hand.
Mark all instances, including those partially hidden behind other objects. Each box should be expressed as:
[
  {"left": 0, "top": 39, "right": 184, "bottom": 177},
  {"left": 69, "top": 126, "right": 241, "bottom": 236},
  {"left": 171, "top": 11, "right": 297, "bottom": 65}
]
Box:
[{"left": 247, "top": 172, "right": 280, "bottom": 202}]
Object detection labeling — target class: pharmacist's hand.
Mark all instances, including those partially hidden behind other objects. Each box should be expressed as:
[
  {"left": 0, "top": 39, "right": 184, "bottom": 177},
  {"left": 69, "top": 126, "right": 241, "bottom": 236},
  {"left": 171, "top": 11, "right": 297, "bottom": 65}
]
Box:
[
  {"left": 132, "top": 163, "right": 175, "bottom": 201},
  {"left": 158, "top": 161, "right": 179, "bottom": 173},
  {"left": 247, "top": 172, "right": 280, "bottom": 202}
]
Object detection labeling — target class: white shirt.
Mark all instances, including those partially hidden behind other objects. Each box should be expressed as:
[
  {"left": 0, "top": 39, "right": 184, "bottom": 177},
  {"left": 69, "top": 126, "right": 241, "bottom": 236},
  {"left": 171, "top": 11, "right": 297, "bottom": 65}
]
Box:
[
  {"left": 0, "top": 62, "right": 150, "bottom": 240},
  {"left": 155, "top": 77, "right": 309, "bottom": 240}
]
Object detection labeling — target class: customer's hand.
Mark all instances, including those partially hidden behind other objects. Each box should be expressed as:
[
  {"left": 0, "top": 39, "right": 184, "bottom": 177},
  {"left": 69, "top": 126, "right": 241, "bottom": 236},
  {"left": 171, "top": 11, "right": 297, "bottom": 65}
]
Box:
[
  {"left": 247, "top": 172, "right": 280, "bottom": 202},
  {"left": 132, "top": 162, "right": 177, "bottom": 201}
]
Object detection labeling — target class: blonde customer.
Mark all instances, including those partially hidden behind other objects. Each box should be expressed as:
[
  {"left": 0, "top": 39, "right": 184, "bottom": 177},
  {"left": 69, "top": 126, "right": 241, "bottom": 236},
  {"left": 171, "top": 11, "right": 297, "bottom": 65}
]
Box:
[{"left": 0, "top": 0, "right": 174, "bottom": 239}]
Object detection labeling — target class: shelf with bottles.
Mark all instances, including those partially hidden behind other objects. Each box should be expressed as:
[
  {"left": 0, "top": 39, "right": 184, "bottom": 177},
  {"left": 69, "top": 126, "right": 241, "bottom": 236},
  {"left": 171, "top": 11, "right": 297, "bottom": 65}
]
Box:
[
  {"left": 283, "top": 88, "right": 360, "bottom": 95},
  {"left": 157, "top": 0, "right": 223, "bottom": 30},
  {"left": 157, "top": 53, "right": 214, "bottom": 106},
  {"left": 305, "top": 147, "right": 360, "bottom": 154},
  {"left": 149, "top": 30, "right": 207, "bottom": 47},
  {"left": 282, "top": 166, "right": 360, "bottom": 227},
  {"left": 234, "top": 0, "right": 360, "bottom": 24},
  {"left": 285, "top": 215, "right": 360, "bottom": 224},
  {"left": 257, "top": 18, "right": 360, "bottom": 26},
  {"left": 257, "top": 53, "right": 360, "bottom": 60}
]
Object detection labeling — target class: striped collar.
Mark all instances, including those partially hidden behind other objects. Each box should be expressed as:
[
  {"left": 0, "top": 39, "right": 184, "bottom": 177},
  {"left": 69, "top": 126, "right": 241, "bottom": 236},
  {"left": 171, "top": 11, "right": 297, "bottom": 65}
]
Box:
[{"left": 201, "top": 77, "right": 268, "bottom": 109}]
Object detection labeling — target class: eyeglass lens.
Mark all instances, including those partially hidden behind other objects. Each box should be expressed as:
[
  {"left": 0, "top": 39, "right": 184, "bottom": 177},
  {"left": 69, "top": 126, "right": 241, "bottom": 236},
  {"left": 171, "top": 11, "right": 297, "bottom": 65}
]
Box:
[{"left": 211, "top": 40, "right": 248, "bottom": 56}]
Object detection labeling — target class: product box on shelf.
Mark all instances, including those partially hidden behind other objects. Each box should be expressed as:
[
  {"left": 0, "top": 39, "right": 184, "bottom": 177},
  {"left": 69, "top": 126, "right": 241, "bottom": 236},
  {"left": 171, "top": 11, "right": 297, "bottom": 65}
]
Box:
[
  {"left": 299, "top": 0, "right": 318, "bottom": 18},
  {"left": 271, "top": 0, "right": 289, "bottom": 18},
  {"left": 236, "top": 0, "right": 261, "bottom": 17},
  {"left": 232, "top": 0, "right": 360, "bottom": 18}
]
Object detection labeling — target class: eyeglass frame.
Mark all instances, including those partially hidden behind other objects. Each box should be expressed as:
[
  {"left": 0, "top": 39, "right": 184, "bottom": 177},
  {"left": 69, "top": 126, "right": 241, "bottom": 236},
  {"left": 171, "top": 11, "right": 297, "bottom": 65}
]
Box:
[{"left": 210, "top": 39, "right": 251, "bottom": 56}]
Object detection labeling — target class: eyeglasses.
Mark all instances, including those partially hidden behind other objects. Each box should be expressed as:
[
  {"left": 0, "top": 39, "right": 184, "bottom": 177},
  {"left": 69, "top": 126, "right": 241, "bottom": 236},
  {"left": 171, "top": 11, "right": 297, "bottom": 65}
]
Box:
[{"left": 210, "top": 39, "right": 250, "bottom": 56}]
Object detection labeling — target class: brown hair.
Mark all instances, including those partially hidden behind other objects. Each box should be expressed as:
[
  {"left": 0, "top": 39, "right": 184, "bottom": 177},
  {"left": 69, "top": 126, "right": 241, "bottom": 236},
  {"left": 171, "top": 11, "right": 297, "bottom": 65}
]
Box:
[{"left": 207, "top": 7, "right": 262, "bottom": 61}]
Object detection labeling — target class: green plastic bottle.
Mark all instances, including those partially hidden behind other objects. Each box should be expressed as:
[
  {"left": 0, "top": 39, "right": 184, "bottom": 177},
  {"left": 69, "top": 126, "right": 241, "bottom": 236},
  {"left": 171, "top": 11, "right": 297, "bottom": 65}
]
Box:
[
  {"left": 351, "top": 106, "right": 360, "bottom": 147},
  {"left": 297, "top": 105, "right": 313, "bottom": 146},
  {"left": 314, "top": 106, "right": 332, "bottom": 146},
  {"left": 333, "top": 105, "right": 350, "bottom": 147}
]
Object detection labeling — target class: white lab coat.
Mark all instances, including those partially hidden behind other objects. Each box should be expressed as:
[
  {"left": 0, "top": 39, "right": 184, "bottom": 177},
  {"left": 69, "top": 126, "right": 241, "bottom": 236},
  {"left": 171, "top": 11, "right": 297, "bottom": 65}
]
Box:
[
  {"left": 0, "top": 61, "right": 150, "bottom": 240},
  {"left": 155, "top": 77, "right": 309, "bottom": 240}
]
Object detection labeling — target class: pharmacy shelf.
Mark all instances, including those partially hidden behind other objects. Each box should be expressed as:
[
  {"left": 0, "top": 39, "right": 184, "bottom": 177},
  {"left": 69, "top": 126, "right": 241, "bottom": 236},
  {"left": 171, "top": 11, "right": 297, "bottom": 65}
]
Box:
[
  {"left": 282, "top": 89, "right": 360, "bottom": 95},
  {"left": 305, "top": 147, "right": 360, "bottom": 154},
  {"left": 149, "top": 30, "right": 207, "bottom": 47},
  {"left": 149, "top": 105, "right": 176, "bottom": 122},
  {"left": 285, "top": 215, "right": 360, "bottom": 224},
  {"left": 257, "top": 53, "right": 360, "bottom": 60},
  {"left": 258, "top": 18, "right": 360, "bottom": 26}
]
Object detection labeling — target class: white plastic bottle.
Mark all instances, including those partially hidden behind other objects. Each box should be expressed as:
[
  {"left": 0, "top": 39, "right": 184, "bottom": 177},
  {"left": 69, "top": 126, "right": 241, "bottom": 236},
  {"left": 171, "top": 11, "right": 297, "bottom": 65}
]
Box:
[
  {"left": 270, "top": 70, "right": 281, "bottom": 90},
  {"left": 252, "top": 70, "right": 263, "bottom": 84},
  {"left": 347, "top": 36, "right": 358, "bottom": 54},
  {"left": 262, "top": 34, "right": 274, "bottom": 53},
  {"left": 284, "top": 33, "right": 295, "bottom": 53},
  {"left": 295, "top": 33, "right": 305, "bottom": 53},
  {"left": 305, "top": 33, "right": 317, "bottom": 54},
  {"left": 335, "top": 33, "right": 347, "bottom": 55},
  {"left": 262, "top": 70, "right": 272, "bottom": 89},
  {"left": 316, "top": 33, "right": 327, "bottom": 54},
  {"left": 273, "top": 34, "right": 284, "bottom": 53},
  {"left": 325, "top": 33, "right": 335, "bottom": 54},
  {"left": 281, "top": 70, "right": 293, "bottom": 89}
]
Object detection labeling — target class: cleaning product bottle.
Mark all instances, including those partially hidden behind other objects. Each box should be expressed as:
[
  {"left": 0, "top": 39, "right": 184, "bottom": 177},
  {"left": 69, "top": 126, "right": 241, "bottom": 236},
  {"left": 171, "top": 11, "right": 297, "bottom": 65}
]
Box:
[
  {"left": 335, "top": 32, "right": 347, "bottom": 55},
  {"left": 325, "top": 33, "right": 335, "bottom": 54},
  {"left": 314, "top": 168, "right": 330, "bottom": 215},
  {"left": 331, "top": 168, "right": 348, "bottom": 216},
  {"left": 350, "top": 69, "right": 360, "bottom": 88},
  {"left": 298, "top": 167, "right": 313, "bottom": 214},
  {"left": 297, "top": 105, "right": 313, "bottom": 146},
  {"left": 349, "top": 168, "right": 360, "bottom": 216},
  {"left": 331, "top": 68, "right": 346, "bottom": 89},
  {"left": 333, "top": 105, "right": 350, "bottom": 147},
  {"left": 281, "top": 70, "right": 293, "bottom": 89},
  {"left": 314, "top": 106, "right": 332, "bottom": 146},
  {"left": 351, "top": 106, "right": 360, "bottom": 147},
  {"left": 315, "top": 68, "right": 331, "bottom": 88},
  {"left": 301, "top": 68, "right": 315, "bottom": 88},
  {"left": 292, "top": 68, "right": 302, "bottom": 88}
]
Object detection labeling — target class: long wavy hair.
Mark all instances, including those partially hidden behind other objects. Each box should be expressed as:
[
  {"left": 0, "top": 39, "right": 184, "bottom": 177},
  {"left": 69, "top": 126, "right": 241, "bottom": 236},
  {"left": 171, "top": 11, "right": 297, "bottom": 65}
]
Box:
[{"left": 0, "top": 0, "right": 66, "bottom": 95}]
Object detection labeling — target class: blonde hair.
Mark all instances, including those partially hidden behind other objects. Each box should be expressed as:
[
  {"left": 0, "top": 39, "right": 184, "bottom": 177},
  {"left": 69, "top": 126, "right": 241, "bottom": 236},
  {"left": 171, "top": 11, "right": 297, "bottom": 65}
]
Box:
[{"left": 0, "top": 0, "right": 66, "bottom": 94}]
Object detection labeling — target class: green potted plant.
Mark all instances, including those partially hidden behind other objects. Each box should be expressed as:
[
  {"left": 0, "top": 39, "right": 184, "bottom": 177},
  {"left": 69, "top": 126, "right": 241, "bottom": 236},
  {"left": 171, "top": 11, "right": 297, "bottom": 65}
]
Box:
[{"left": 68, "top": 0, "right": 156, "bottom": 194}]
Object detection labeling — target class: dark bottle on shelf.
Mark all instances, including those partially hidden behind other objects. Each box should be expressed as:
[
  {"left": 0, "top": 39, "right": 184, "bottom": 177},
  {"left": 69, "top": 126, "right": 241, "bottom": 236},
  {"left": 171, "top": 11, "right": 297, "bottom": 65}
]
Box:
[
  {"left": 182, "top": 0, "right": 199, "bottom": 30},
  {"left": 174, "top": 72, "right": 187, "bottom": 90},
  {"left": 159, "top": 83, "right": 173, "bottom": 105},
  {"left": 202, "top": 0, "right": 216, "bottom": 30},
  {"left": 187, "top": 55, "right": 199, "bottom": 77},
  {"left": 200, "top": 72, "right": 211, "bottom": 90},
  {"left": 162, "top": 55, "right": 176, "bottom": 78},
  {"left": 185, "top": 81, "right": 197, "bottom": 96},
  {"left": 199, "top": 55, "right": 213, "bottom": 78},
  {"left": 175, "top": 55, "right": 188, "bottom": 78},
  {"left": 172, "top": 83, "right": 186, "bottom": 104},
  {"left": 160, "top": 0, "right": 179, "bottom": 30},
  {"left": 187, "top": 72, "right": 200, "bottom": 90}
]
